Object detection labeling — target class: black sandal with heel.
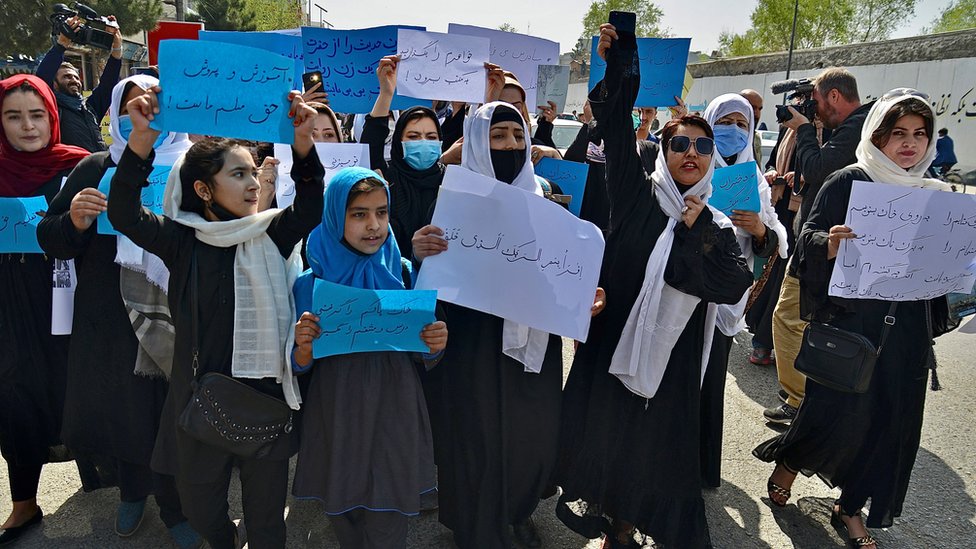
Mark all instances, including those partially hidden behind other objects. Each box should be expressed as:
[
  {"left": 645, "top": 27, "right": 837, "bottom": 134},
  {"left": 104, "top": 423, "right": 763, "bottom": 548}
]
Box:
[
  {"left": 766, "top": 463, "right": 798, "bottom": 507},
  {"left": 830, "top": 504, "right": 877, "bottom": 548}
]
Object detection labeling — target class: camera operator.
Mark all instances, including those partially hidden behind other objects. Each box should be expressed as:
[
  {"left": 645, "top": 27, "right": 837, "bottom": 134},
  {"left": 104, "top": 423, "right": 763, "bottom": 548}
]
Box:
[
  {"left": 36, "top": 14, "right": 123, "bottom": 152},
  {"left": 762, "top": 67, "right": 875, "bottom": 425}
]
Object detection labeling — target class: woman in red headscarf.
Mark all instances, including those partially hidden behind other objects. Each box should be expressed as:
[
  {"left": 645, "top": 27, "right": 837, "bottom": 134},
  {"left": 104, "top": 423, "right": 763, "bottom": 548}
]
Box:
[{"left": 0, "top": 74, "right": 89, "bottom": 545}]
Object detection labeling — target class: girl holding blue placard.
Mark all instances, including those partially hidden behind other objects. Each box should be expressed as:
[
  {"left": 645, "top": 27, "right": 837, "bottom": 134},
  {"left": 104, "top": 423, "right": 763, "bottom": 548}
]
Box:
[
  {"left": 109, "top": 84, "right": 323, "bottom": 549},
  {"left": 0, "top": 74, "right": 89, "bottom": 546},
  {"left": 36, "top": 74, "right": 201, "bottom": 546},
  {"left": 290, "top": 166, "right": 447, "bottom": 549}
]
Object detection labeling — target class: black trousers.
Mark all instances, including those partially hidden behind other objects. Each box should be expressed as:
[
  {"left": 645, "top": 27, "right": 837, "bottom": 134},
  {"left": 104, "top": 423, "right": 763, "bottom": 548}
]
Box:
[
  {"left": 176, "top": 456, "right": 289, "bottom": 549},
  {"left": 6, "top": 462, "right": 42, "bottom": 502},
  {"left": 328, "top": 509, "right": 408, "bottom": 549},
  {"left": 117, "top": 460, "right": 186, "bottom": 528}
]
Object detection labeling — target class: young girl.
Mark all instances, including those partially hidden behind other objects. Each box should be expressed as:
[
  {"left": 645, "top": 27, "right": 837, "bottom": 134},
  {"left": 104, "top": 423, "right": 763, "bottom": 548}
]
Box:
[
  {"left": 290, "top": 166, "right": 447, "bottom": 549},
  {"left": 109, "top": 85, "right": 323, "bottom": 549}
]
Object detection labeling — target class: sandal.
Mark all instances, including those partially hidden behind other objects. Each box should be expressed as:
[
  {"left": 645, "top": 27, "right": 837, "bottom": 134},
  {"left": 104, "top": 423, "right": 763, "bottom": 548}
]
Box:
[
  {"left": 766, "top": 463, "right": 797, "bottom": 507},
  {"left": 830, "top": 504, "right": 877, "bottom": 548}
]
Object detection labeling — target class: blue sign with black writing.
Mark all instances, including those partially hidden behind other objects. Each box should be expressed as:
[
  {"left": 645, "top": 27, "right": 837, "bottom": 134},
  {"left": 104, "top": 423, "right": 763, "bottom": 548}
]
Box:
[
  {"left": 708, "top": 162, "right": 761, "bottom": 216},
  {"left": 311, "top": 279, "right": 437, "bottom": 358},
  {"left": 97, "top": 166, "right": 171, "bottom": 236},
  {"left": 153, "top": 39, "right": 296, "bottom": 143},
  {"left": 301, "top": 25, "right": 428, "bottom": 114},
  {"left": 534, "top": 157, "right": 588, "bottom": 217},
  {"left": 588, "top": 37, "right": 690, "bottom": 108},
  {"left": 0, "top": 196, "right": 47, "bottom": 253},
  {"left": 198, "top": 30, "right": 304, "bottom": 89}
]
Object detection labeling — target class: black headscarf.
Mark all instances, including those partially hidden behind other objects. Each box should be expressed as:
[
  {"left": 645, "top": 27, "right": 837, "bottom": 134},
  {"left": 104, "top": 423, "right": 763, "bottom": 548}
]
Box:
[{"left": 386, "top": 106, "right": 445, "bottom": 258}]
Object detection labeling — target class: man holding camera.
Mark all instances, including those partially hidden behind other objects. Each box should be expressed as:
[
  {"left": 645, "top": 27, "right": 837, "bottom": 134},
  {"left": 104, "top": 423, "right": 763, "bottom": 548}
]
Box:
[
  {"left": 36, "top": 15, "right": 124, "bottom": 152},
  {"left": 763, "top": 68, "right": 874, "bottom": 425}
]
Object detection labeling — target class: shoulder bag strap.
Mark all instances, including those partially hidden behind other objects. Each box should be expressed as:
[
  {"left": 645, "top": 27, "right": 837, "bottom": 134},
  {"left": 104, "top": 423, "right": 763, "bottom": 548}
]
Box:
[
  {"left": 190, "top": 242, "right": 200, "bottom": 381},
  {"left": 875, "top": 302, "right": 899, "bottom": 356}
]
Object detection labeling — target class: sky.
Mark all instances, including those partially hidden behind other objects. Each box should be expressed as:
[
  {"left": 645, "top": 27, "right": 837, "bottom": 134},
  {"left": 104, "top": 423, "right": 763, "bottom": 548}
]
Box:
[{"left": 310, "top": 0, "right": 955, "bottom": 56}]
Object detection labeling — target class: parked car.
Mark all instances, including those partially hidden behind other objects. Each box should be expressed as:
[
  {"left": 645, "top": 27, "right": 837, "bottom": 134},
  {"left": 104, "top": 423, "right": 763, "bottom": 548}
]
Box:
[{"left": 759, "top": 130, "right": 778, "bottom": 167}]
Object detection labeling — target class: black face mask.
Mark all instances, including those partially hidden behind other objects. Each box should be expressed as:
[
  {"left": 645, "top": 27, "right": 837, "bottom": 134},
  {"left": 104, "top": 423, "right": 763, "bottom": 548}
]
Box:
[
  {"left": 207, "top": 199, "right": 240, "bottom": 221},
  {"left": 490, "top": 148, "right": 526, "bottom": 184}
]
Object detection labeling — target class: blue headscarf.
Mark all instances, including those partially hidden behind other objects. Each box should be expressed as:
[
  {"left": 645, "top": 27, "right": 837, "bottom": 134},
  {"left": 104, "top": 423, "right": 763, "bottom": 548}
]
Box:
[{"left": 294, "top": 167, "right": 404, "bottom": 316}]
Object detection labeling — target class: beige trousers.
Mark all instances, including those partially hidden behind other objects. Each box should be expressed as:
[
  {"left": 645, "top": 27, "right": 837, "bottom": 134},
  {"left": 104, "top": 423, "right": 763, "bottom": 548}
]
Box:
[{"left": 771, "top": 262, "right": 808, "bottom": 408}]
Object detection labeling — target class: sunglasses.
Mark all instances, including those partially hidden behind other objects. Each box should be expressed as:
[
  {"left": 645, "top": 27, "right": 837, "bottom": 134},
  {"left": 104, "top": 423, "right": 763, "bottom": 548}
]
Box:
[
  {"left": 668, "top": 135, "right": 714, "bottom": 156},
  {"left": 881, "top": 88, "right": 930, "bottom": 101}
]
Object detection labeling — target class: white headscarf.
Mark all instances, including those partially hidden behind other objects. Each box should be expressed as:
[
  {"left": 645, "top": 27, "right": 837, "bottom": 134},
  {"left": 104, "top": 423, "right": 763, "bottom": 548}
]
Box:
[
  {"left": 461, "top": 101, "right": 548, "bottom": 373},
  {"left": 703, "top": 93, "right": 789, "bottom": 336},
  {"left": 109, "top": 75, "right": 193, "bottom": 289},
  {"left": 609, "top": 135, "right": 729, "bottom": 399},
  {"left": 163, "top": 153, "right": 303, "bottom": 410},
  {"left": 851, "top": 89, "right": 951, "bottom": 191}
]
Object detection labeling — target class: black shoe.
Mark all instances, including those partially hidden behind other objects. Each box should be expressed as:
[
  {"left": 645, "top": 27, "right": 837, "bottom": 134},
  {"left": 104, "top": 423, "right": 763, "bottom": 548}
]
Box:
[
  {"left": 778, "top": 389, "right": 789, "bottom": 403},
  {"left": 513, "top": 518, "right": 542, "bottom": 548},
  {"left": 0, "top": 509, "right": 43, "bottom": 546},
  {"left": 763, "top": 403, "right": 797, "bottom": 425}
]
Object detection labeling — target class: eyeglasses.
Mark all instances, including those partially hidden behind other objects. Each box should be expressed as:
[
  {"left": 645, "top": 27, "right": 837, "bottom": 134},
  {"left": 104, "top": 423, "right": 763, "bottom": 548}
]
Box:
[
  {"left": 881, "top": 88, "right": 930, "bottom": 101},
  {"left": 668, "top": 135, "right": 714, "bottom": 156}
]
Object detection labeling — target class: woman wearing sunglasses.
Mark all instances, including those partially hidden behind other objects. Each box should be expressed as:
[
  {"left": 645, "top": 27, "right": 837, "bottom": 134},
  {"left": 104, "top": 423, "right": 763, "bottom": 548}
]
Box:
[
  {"left": 554, "top": 24, "right": 752, "bottom": 548},
  {"left": 754, "top": 89, "right": 954, "bottom": 549}
]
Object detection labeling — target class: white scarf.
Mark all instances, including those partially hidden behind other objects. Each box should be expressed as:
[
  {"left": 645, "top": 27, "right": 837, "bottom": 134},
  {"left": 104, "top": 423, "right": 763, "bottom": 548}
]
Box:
[
  {"left": 462, "top": 101, "right": 550, "bottom": 373},
  {"left": 609, "top": 141, "right": 729, "bottom": 399},
  {"left": 851, "top": 91, "right": 951, "bottom": 192},
  {"left": 109, "top": 74, "right": 193, "bottom": 290},
  {"left": 703, "top": 94, "right": 789, "bottom": 336},
  {"left": 164, "top": 154, "right": 303, "bottom": 410}
]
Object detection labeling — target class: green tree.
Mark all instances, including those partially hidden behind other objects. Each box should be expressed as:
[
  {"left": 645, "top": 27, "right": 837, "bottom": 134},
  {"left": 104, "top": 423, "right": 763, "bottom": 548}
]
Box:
[
  {"left": 926, "top": 0, "right": 976, "bottom": 33},
  {"left": 246, "top": 0, "right": 303, "bottom": 31},
  {"left": 189, "top": 0, "right": 256, "bottom": 31},
  {"left": 580, "top": 0, "right": 668, "bottom": 41},
  {"left": 1, "top": 0, "right": 163, "bottom": 56},
  {"left": 498, "top": 23, "right": 520, "bottom": 33},
  {"left": 718, "top": 0, "right": 916, "bottom": 57}
]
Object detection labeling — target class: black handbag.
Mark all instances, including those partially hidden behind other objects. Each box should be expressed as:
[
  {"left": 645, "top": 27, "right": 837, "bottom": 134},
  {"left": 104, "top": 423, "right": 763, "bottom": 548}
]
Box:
[
  {"left": 795, "top": 302, "right": 898, "bottom": 394},
  {"left": 177, "top": 248, "right": 293, "bottom": 459}
]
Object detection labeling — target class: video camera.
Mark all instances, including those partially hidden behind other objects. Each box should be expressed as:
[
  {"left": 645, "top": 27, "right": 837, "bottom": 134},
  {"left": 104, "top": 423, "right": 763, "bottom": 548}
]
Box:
[
  {"left": 771, "top": 78, "right": 817, "bottom": 124},
  {"left": 50, "top": 2, "right": 117, "bottom": 51}
]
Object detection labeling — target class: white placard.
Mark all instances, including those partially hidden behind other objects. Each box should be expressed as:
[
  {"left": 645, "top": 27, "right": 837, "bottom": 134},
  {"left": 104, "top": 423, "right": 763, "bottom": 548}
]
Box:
[
  {"left": 447, "top": 23, "right": 560, "bottom": 108},
  {"left": 51, "top": 258, "right": 76, "bottom": 335},
  {"left": 829, "top": 180, "right": 976, "bottom": 301},
  {"left": 396, "top": 29, "right": 489, "bottom": 103},
  {"left": 536, "top": 65, "right": 570, "bottom": 113},
  {"left": 273, "top": 143, "right": 370, "bottom": 209},
  {"left": 414, "top": 165, "right": 605, "bottom": 341}
]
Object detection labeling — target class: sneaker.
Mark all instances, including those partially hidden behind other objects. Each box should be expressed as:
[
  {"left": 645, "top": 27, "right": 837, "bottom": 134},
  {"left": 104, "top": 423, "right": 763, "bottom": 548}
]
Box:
[
  {"left": 168, "top": 521, "right": 204, "bottom": 549},
  {"left": 749, "top": 347, "right": 775, "bottom": 366},
  {"left": 763, "top": 403, "right": 798, "bottom": 425},
  {"left": 115, "top": 499, "right": 146, "bottom": 537}
]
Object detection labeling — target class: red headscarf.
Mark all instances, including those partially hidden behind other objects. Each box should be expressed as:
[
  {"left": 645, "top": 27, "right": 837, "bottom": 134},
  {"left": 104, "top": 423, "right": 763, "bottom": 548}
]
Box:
[{"left": 0, "top": 74, "right": 90, "bottom": 197}]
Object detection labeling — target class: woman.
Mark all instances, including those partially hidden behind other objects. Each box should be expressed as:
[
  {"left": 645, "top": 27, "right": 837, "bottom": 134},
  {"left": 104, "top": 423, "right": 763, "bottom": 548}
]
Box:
[
  {"left": 362, "top": 56, "right": 445, "bottom": 259},
  {"left": 754, "top": 90, "right": 953, "bottom": 549},
  {"left": 563, "top": 100, "right": 611, "bottom": 232},
  {"left": 554, "top": 25, "right": 752, "bottom": 548},
  {"left": 108, "top": 85, "right": 323, "bottom": 549},
  {"left": 291, "top": 167, "right": 446, "bottom": 548},
  {"left": 36, "top": 74, "right": 199, "bottom": 545},
  {"left": 0, "top": 74, "right": 89, "bottom": 545},
  {"left": 699, "top": 94, "right": 788, "bottom": 488},
  {"left": 308, "top": 101, "right": 342, "bottom": 144},
  {"left": 411, "top": 101, "right": 588, "bottom": 549}
]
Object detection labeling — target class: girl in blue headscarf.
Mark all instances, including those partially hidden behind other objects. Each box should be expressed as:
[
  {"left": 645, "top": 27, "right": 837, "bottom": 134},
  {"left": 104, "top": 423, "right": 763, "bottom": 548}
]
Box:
[{"left": 290, "top": 166, "right": 447, "bottom": 549}]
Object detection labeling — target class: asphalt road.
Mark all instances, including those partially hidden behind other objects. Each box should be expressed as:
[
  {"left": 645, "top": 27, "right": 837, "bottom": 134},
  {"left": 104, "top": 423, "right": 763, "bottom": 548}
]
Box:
[{"left": 3, "top": 329, "right": 974, "bottom": 548}]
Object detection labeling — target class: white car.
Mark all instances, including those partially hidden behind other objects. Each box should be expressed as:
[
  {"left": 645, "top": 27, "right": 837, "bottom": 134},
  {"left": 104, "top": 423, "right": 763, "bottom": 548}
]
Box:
[
  {"left": 759, "top": 130, "right": 779, "bottom": 167},
  {"left": 530, "top": 117, "right": 583, "bottom": 156}
]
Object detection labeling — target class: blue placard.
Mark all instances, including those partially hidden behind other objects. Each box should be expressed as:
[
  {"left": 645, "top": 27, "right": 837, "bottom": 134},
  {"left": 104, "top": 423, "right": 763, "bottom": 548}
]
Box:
[
  {"left": 152, "top": 39, "right": 296, "bottom": 144},
  {"left": 198, "top": 30, "right": 304, "bottom": 90},
  {"left": 587, "top": 37, "right": 690, "bottom": 107},
  {"left": 534, "top": 157, "right": 588, "bottom": 217},
  {"left": 311, "top": 279, "right": 437, "bottom": 358},
  {"left": 97, "top": 166, "right": 171, "bottom": 236},
  {"left": 0, "top": 196, "right": 48, "bottom": 253},
  {"left": 708, "top": 162, "right": 761, "bottom": 216},
  {"left": 301, "top": 25, "right": 428, "bottom": 114}
]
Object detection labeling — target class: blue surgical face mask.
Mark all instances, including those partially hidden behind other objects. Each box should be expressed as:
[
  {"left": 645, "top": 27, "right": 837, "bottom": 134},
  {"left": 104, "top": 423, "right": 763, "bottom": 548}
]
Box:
[
  {"left": 713, "top": 124, "right": 750, "bottom": 157},
  {"left": 401, "top": 139, "right": 442, "bottom": 170},
  {"left": 117, "top": 115, "right": 168, "bottom": 149}
]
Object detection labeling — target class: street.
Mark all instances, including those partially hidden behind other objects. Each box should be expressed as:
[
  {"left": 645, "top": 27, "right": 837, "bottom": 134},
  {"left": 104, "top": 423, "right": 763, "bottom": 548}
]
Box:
[{"left": 2, "top": 329, "right": 974, "bottom": 548}]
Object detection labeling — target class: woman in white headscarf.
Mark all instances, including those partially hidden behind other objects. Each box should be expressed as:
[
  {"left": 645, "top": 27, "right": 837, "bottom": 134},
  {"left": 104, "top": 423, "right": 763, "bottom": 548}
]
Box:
[
  {"left": 411, "top": 101, "right": 590, "bottom": 549},
  {"left": 554, "top": 25, "right": 752, "bottom": 548},
  {"left": 755, "top": 90, "right": 954, "bottom": 549},
  {"left": 36, "top": 75, "right": 201, "bottom": 546},
  {"left": 699, "top": 94, "right": 789, "bottom": 488}
]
